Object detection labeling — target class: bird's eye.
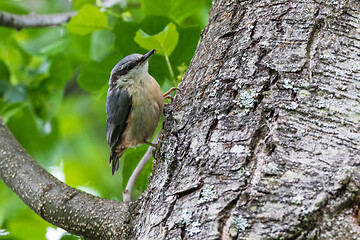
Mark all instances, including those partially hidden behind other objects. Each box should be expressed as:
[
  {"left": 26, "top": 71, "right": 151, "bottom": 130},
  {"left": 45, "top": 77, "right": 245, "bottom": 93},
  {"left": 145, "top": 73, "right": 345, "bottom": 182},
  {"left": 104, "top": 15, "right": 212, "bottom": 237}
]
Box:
[
  {"left": 129, "top": 62, "right": 137, "bottom": 70},
  {"left": 129, "top": 62, "right": 137, "bottom": 69}
]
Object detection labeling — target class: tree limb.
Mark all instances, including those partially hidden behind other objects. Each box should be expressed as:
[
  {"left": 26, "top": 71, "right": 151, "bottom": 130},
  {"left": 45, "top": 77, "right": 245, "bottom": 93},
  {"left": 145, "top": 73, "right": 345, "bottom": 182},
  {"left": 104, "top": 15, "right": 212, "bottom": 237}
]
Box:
[
  {"left": 0, "top": 0, "right": 138, "bottom": 30},
  {"left": 0, "top": 11, "right": 77, "bottom": 29},
  {"left": 0, "top": 119, "right": 131, "bottom": 239}
]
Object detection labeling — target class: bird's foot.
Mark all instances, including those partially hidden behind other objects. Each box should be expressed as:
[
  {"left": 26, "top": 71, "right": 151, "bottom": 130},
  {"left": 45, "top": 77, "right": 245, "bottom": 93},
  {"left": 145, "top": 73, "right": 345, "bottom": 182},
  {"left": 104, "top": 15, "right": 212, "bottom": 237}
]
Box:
[
  {"left": 163, "top": 87, "right": 180, "bottom": 98},
  {"left": 164, "top": 95, "right": 174, "bottom": 106},
  {"left": 144, "top": 140, "right": 159, "bottom": 148},
  {"left": 163, "top": 87, "right": 180, "bottom": 106}
]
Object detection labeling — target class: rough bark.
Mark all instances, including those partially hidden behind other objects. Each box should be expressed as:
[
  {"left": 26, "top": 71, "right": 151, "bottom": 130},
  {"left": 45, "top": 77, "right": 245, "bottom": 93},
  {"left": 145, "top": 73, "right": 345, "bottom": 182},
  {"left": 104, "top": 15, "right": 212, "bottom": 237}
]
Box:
[
  {"left": 1, "top": 0, "right": 360, "bottom": 239},
  {"left": 134, "top": 0, "right": 360, "bottom": 239}
]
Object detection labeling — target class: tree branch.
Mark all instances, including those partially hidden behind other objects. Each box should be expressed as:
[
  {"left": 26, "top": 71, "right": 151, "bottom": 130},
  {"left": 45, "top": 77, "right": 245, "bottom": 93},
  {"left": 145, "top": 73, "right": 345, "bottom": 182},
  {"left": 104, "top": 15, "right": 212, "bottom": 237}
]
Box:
[
  {"left": 0, "top": 119, "right": 131, "bottom": 239},
  {"left": 0, "top": 11, "right": 77, "bottom": 29},
  {"left": 0, "top": 0, "right": 139, "bottom": 30}
]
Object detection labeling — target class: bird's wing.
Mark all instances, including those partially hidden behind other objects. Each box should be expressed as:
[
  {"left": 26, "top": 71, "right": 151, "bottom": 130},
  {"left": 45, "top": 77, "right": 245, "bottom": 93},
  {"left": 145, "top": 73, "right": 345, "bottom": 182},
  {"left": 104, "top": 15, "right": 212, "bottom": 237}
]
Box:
[{"left": 106, "top": 87, "right": 132, "bottom": 153}]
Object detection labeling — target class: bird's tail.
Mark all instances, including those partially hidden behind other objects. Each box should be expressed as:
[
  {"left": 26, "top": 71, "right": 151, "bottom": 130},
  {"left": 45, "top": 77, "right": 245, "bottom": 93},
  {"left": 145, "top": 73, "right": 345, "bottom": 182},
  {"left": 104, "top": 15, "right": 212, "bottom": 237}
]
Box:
[{"left": 109, "top": 148, "right": 127, "bottom": 175}]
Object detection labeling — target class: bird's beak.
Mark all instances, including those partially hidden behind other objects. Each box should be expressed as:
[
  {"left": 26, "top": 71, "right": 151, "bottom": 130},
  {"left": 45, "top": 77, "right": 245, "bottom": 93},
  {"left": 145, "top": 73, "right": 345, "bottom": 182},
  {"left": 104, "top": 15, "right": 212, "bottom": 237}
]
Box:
[{"left": 141, "top": 49, "right": 156, "bottom": 64}]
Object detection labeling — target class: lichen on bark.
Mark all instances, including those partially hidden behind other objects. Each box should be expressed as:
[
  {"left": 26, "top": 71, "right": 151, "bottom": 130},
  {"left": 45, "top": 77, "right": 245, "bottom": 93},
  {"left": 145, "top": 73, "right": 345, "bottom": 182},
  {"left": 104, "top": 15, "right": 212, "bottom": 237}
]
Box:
[{"left": 134, "top": 0, "right": 360, "bottom": 239}]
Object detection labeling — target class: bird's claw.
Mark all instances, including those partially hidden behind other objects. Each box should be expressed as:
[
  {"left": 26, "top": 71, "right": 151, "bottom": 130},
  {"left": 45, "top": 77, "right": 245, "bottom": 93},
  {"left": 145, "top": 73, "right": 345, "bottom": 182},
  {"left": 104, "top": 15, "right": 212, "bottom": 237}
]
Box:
[
  {"left": 144, "top": 140, "right": 159, "bottom": 148},
  {"left": 163, "top": 87, "right": 180, "bottom": 106},
  {"left": 163, "top": 87, "right": 180, "bottom": 98}
]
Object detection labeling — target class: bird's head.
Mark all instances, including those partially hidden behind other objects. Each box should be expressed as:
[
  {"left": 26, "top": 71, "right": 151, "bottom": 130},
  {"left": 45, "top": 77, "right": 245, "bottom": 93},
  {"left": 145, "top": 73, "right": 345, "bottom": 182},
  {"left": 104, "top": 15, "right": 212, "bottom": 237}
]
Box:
[{"left": 109, "top": 49, "right": 156, "bottom": 86}]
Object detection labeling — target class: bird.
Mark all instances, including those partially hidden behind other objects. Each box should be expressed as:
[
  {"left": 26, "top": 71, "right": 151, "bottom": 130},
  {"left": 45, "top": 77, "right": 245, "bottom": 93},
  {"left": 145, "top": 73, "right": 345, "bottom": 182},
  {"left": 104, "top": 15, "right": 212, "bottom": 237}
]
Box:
[{"left": 106, "top": 49, "right": 177, "bottom": 175}]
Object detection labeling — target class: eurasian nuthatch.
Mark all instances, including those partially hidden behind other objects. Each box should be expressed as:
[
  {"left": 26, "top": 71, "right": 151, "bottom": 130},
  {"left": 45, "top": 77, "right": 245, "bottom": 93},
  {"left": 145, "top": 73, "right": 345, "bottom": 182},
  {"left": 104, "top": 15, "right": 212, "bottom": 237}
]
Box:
[{"left": 106, "top": 49, "right": 164, "bottom": 175}]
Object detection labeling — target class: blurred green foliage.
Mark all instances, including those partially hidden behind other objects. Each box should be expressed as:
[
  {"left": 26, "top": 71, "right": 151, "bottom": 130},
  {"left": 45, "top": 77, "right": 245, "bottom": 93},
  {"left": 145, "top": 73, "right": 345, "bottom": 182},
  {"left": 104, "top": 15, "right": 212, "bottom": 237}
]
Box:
[{"left": 0, "top": 0, "right": 211, "bottom": 239}]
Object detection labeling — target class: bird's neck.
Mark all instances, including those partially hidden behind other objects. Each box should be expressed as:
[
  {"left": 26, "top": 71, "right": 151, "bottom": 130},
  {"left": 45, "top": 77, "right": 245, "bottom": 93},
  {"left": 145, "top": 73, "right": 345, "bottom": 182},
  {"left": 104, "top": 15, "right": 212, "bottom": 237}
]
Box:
[{"left": 117, "top": 73, "right": 150, "bottom": 93}]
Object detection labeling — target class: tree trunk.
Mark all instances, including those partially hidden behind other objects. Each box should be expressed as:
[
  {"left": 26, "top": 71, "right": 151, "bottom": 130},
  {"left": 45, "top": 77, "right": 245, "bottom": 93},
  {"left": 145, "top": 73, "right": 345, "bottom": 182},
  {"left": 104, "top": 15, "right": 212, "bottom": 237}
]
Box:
[
  {"left": 132, "top": 0, "right": 360, "bottom": 239},
  {"left": 1, "top": 0, "right": 360, "bottom": 239}
]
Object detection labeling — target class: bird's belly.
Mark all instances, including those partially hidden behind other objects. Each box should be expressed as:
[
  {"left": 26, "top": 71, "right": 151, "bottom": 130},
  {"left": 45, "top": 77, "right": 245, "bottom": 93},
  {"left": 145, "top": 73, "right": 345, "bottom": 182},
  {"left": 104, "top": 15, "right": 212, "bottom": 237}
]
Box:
[
  {"left": 123, "top": 95, "right": 162, "bottom": 147},
  {"left": 121, "top": 74, "right": 164, "bottom": 147},
  {"left": 131, "top": 103, "right": 160, "bottom": 141}
]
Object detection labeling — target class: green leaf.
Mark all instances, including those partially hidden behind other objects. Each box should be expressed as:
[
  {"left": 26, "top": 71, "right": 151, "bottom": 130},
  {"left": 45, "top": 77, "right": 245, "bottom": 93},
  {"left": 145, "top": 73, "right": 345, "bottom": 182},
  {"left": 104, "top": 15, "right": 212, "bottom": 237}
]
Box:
[
  {"left": 112, "top": 21, "right": 142, "bottom": 56},
  {"left": 77, "top": 56, "right": 118, "bottom": 92},
  {"left": 90, "top": 30, "right": 114, "bottom": 62},
  {"left": 6, "top": 106, "right": 59, "bottom": 166},
  {"left": 68, "top": 34, "right": 91, "bottom": 62},
  {"left": 60, "top": 233, "right": 82, "bottom": 240},
  {"left": 0, "top": 2, "right": 28, "bottom": 14},
  {"left": 139, "top": 15, "right": 171, "bottom": 35},
  {"left": 135, "top": 22, "right": 179, "bottom": 81},
  {"left": 0, "top": 181, "right": 27, "bottom": 229},
  {"left": 0, "top": 30, "right": 53, "bottom": 87},
  {"left": 29, "top": 87, "right": 65, "bottom": 121},
  {"left": 7, "top": 210, "right": 50, "bottom": 240},
  {"left": 170, "top": 26, "right": 201, "bottom": 69},
  {"left": 23, "top": 55, "right": 51, "bottom": 87},
  {"left": 0, "top": 80, "right": 27, "bottom": 103},
  {"left": 0, "top": 60, "right": 9, "bottom": 81},
  {"left": 67, "top": 4, "right": 109, "bottom": 35},
  {"left": 72, "top": 0, "right": 95, "bottom": 9},
  {"left": 169, "top": 0, "right": 205, "bottom": 23},
  {"left": 139, "top": 0, "right": 205, "bottom": 24},
  {"left": 48, "top": 54, "right": 73, "bottom": 88},
  {"left": 0, "top": 28, "right": 28, "bottom": 85},
  {"left": 14, "top": 27, "right": 70, "bottom": 56},
  {"left": 139, "top": 0, "right": 170, "bottom": 19},
  {"left": 134, "top": 22, "right": 179, "bottom": 57},
  {"left": 0, "top": 102, "right": 28, "bottom": 123}
]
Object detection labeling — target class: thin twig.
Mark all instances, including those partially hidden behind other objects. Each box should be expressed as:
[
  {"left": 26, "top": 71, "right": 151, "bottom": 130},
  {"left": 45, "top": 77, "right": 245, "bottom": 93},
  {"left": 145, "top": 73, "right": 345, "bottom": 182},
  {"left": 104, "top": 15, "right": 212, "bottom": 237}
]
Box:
[
  {"left": 123, "top": 133, "right": 160, "bottom": 202},
  {"left": 0, "top": 11, "right": 77, "bottom": 29}
]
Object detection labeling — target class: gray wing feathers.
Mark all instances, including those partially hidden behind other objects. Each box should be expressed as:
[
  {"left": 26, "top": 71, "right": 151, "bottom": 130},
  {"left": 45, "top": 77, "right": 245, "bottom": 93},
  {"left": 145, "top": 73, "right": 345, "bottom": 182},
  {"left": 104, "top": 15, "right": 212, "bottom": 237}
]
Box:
[{"left": 106, "top": 87, "right": 132, "bottom": 154}]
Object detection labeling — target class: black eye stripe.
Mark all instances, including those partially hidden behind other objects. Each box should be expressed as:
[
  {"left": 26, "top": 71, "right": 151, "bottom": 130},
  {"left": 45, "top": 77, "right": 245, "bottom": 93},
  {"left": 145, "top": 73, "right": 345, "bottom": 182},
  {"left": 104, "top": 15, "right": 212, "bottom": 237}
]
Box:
[
  {"left": 110, "top": 53, "right": 144, "bottom": 80},
  {"left": 120, "top": 60, "right": 143, "bottom": 75},
  {"left": 113, "top": 61, "right": 137, "bottom": 77}
]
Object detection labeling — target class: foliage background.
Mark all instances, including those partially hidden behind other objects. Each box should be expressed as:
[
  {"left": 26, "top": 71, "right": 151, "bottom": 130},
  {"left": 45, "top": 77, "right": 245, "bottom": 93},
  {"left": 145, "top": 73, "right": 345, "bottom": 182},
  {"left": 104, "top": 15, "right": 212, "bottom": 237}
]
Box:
[{"left": 0, "top": 0, "right": 211, "bottom": 239}]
